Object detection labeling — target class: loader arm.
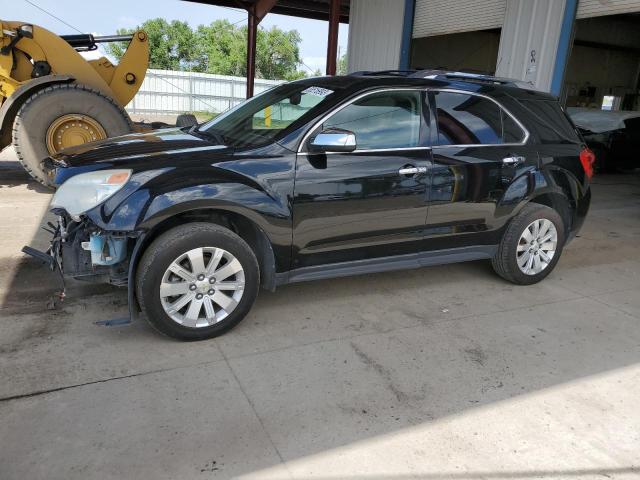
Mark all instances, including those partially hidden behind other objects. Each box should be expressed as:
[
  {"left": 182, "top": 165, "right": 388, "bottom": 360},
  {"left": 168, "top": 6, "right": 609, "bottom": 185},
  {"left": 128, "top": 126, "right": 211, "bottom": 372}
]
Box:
[
  {"left": 105, "top": 31, "right": 149, "bottom": 106},
  {"left": 1, "top": 21, "right": 112, "bottom": 96},
  {"left": 1, "top": 20, "right": 148, "bottom": 106}
]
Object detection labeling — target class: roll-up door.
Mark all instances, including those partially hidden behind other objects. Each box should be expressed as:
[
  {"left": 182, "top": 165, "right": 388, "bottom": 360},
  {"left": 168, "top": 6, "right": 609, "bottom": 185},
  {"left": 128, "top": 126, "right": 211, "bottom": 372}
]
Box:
[
  {"left": 577, "top": 0, "right": 640, "bottom": 19},
  {"left": 413, "top": 0, "right": 506, "bottom": 38}
]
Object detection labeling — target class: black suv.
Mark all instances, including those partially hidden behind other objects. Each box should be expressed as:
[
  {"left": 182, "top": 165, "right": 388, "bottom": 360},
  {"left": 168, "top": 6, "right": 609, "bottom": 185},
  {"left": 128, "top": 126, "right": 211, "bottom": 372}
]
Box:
[{"left": 25, "top": 71, "right": 593, "bottom": 340}]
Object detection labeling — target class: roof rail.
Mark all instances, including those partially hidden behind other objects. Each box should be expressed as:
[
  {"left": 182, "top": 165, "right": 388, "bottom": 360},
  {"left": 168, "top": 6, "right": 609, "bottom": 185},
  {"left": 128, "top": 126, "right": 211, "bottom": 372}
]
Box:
[
  {"left": 349, "top": 70, "right": 418, "bottom": 77},
  {"left": 348, "top": 69, "right": 535, "bottom": 90},
  {"left": 411, "top": 69, "right": 534, "bottom": 89}
]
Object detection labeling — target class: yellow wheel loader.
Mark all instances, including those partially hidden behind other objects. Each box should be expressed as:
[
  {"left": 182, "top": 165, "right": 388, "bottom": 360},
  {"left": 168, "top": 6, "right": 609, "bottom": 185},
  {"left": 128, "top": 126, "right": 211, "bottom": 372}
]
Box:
[{"left": 0, "top": 20, "right": 149, "bottom": 187}]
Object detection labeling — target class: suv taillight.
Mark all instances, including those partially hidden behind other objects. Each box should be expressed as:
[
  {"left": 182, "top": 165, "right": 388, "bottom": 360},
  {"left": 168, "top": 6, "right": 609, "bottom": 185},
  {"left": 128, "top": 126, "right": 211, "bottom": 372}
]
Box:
[{"left": 579, "top": 147, "right": 595, "bottom": 180}]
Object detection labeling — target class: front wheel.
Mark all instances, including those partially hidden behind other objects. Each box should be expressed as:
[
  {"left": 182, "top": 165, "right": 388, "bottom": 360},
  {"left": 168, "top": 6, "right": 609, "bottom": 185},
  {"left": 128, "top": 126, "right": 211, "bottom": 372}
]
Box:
[
  {"left": 492, "top": 203, "right": 566, "bottom": 285},
  {"left": 136, "top": 223, "right": 260, "bottom": 341}
]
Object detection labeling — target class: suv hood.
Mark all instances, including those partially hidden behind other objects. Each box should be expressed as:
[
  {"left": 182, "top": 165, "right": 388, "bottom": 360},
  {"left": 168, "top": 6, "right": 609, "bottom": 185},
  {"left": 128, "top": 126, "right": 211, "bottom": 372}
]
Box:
[{"left": 52, "top": 127, "right": 231, "bottom": 169}]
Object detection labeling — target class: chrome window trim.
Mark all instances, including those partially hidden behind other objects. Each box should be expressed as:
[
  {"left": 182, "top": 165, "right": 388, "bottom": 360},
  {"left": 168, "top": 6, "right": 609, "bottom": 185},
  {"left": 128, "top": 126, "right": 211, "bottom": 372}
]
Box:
[
  {"left": 428, "top": 88, "right": 530, "bottom": 147},
  {"left": 297, "top": 87, "right": 428, "bottom": 154},
  {"left": 296, "top": 86, "right": 530, "bottom": 154},
  {"left": 298, "top": 146, "right": 432, "bottom": 156}
]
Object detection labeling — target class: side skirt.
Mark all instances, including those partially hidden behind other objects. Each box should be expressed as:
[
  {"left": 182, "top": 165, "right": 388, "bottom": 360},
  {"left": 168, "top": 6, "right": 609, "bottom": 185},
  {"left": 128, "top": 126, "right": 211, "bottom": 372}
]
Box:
[{"left": 276, "top": 245, "right": 498, "bottom": 286}]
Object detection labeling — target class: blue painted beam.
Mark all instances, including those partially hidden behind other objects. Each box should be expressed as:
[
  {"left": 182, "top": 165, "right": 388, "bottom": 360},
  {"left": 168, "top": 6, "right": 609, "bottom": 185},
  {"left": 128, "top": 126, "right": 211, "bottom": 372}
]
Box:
[
  {"left": 550, "top": 0, "right": 578, "bottom": 97},
  {"left": 399, "top": 0, "right": 416, "bottom": 70}
]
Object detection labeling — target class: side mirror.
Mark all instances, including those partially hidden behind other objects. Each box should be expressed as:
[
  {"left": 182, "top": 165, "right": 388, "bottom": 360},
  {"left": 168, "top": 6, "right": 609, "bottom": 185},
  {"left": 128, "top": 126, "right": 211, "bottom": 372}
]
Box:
[{"left": 309, "top": 129, "right": 356, "bottom": 153}]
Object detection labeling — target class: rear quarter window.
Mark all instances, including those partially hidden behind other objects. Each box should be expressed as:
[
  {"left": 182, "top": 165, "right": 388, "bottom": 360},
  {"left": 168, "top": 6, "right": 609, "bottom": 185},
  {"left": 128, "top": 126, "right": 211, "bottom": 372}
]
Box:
[{"left": 518, "top": 99, "right": 580, "bottom": 144}]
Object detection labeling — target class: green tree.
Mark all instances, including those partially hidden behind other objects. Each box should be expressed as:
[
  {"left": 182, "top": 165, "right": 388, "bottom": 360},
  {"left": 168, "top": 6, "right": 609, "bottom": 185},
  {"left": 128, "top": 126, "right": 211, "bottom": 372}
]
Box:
[
  {"left": 337, "top": 53, "right": 348, "bottom": 75},
  {"left": 106, "top": 18, "right": 199, "bottom": 71},
  {"left": 256, "top": 26, "right": 306, "bottom": 80},
  {"left": 193, "top": 19, "right": 246, "bottom": 76},
  {"left": 107, "top": 18, "right": 307, "bottom": 80}
]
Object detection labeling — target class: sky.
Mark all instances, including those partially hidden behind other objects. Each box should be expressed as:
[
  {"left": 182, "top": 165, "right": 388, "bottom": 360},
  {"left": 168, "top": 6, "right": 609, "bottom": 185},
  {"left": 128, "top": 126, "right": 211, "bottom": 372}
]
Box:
[{"left": 7, "top": 0, "right": 350, "bottom": 74}]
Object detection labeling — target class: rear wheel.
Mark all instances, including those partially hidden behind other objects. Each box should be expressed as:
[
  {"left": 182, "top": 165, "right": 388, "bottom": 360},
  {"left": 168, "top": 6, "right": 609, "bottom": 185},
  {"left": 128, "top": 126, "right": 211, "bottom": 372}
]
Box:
[
  {"left": 492, "top": 203, "right": 566, "bottom": 285},
  {"left": 136, "top": 223, "right": 260, "bottom": 341},
  {"left": 12, "top": 83, "right": 131, "bottom": 187}
]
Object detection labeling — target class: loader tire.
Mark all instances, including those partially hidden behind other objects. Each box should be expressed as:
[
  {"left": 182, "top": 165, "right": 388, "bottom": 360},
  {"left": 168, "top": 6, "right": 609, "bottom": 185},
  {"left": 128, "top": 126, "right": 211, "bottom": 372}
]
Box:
[{"left": 12, "top": 83, "right": 132, "bottom": 187}]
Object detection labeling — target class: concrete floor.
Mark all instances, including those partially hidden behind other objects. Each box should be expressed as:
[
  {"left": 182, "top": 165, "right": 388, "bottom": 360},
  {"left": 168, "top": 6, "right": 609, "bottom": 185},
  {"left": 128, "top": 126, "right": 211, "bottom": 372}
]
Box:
[{"left": 1, "top": 146, "right": 639, "bottom": 479}]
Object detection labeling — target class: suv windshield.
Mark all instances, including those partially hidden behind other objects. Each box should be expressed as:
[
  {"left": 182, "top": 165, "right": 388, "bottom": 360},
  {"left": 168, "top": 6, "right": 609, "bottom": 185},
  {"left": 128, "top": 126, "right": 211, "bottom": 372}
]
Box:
[{"left": 197, "top": 83, "right": 336, "bottom": 148}]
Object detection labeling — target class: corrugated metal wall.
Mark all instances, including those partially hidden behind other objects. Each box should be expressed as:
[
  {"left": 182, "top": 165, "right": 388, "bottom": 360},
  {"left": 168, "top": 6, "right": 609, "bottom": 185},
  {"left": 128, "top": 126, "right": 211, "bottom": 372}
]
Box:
[
  {"left": 413, "top": 0, "right": 506, "bottom": 38},
  {"left": 577, "top": 0, "right": 640, "bottom": 18},
  {"left": 410, "top": 0, "right": 640, "bottom": 41},
  {"left": 126, "top": 70, "right": 282, "bottom": 115},
  {"left": 347, "top": 0, "right": 406, "bottom": 72},
  {"left": 495, "top": 0, "right": 567, "bottom": 92}
]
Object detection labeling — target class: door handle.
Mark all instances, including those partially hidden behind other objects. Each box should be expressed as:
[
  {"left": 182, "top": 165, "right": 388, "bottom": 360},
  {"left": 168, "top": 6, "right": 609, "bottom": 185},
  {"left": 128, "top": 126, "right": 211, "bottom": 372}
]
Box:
[
  {"left": 502, "top": 156, "right": 525, "bottom": 166},
  {"left": 398, "top": 166, "right": 428, "bottom": 175}
]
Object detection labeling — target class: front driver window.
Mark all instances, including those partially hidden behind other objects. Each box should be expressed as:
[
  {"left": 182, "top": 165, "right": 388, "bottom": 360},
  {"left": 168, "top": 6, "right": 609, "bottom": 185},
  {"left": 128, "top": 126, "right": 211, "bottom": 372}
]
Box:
[
  {"left": 322, "top": 90, "right": 424, "bottom": 150},
  {"left": 252, "top": 88, "right": 329, "bottom": 130}
]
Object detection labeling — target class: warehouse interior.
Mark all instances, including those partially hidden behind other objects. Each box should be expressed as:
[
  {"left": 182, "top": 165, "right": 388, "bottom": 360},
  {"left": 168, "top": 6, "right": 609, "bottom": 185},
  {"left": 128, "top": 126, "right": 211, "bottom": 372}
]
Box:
[
  {"left": 410, "top": 16, "right": 640, "bottom": 113},
  {"left": 410, "top": 29, "right": 501, "bottom": 74},
  {"left": 405, "top": 3, "right": 640, "bottom": 113},
  {"left": 565, "top": 13, "right": 640, "bottom": 110}
]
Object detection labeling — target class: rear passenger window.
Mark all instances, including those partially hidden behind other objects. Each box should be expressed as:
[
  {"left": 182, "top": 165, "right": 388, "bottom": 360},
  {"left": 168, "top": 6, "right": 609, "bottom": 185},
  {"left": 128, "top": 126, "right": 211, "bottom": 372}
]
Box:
[{"left": 434, "top": 91, "right": 525, "bottom": 145}]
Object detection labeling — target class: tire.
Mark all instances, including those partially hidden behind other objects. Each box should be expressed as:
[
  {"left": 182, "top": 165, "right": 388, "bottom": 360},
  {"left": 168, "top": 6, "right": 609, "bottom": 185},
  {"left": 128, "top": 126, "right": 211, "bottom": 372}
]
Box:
[
  {"left": 492, "top": 203, "right": 566, "bottom": 285},
  {"left": 12, "top": 83, "right": 132, "bottom": 187},
  {"left": 136, "top": 223, "right": 260, "bottom": 341},
  {"left": 176, "top": 113, "right": 198, "bottom": 127}
]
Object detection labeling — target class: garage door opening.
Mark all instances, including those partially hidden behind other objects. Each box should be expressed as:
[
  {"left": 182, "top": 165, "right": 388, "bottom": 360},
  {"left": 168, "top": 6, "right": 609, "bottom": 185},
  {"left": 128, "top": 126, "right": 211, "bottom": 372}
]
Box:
[
  {"left": 563, "top": 12, "right": 640, "bottom": 173},
  {"left": 410, "top": 28, "right": 501, "bottom": 75},
  {"left": 564, "top": 13, "right": 640, "bottom": 111}
]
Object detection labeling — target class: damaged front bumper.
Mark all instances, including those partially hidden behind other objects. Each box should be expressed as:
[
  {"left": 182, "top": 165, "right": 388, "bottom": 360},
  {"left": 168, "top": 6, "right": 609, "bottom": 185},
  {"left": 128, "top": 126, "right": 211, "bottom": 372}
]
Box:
[{"left": 22, "top": 212, "right": 144, "bottom": 320}]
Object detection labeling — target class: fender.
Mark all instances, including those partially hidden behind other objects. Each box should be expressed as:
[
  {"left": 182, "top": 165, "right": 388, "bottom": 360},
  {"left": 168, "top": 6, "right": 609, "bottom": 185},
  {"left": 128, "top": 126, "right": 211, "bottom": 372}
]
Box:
[
  {"left": 0, "top": 74, "right": 74, "bottom": 149},
  {"left": 86, "top": 175, "right": 293, "bottom": 271},
  {"left": 94, "top": 181, "right": 290, "bottom": 234},
  {"left": 144, "top": 183, "right": 290, "bottom": 271},
  {"left": 498, "top": 166, "right": 586, "bottom": 237},
  {"left": 530, "top": 166, "right": 590, "bottom": 237}
]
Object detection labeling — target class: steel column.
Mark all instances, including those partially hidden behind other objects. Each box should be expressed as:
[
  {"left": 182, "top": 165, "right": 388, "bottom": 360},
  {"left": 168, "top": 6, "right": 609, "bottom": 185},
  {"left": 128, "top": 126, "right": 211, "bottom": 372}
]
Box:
[
  {"left": 399, "top": 0, "right": 416, "bottom": 70},
  {"left": 326, "top": 0, "right": 340, "bottom": 75},
  {"left": 246, "top": 5, "right": 258, "bottom": 98},
  {"left": 550, "top": 0, "right": 578, "bottom": 97},
  {"left": 244, "top": 0, "right": 277, "bottom": 98}
]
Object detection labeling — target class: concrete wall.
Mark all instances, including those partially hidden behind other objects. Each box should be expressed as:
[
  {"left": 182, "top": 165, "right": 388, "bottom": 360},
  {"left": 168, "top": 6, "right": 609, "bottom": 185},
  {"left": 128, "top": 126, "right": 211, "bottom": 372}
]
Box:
[
  {"left": 411, "top": 30, "right": 501, "bottom": 73},
  {"left": 347, "top": 0, "right": 407, "bottom": 72},
  {"left": 495, "top": 0, "right": 568, "bottom": 92}
]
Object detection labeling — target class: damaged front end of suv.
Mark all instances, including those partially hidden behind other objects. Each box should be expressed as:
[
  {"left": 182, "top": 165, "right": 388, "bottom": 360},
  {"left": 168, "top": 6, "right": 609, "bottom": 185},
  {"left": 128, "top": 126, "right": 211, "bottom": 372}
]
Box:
[
  {"left": 21, "top": 121, "right": 259, "bottom": 326},
  {"left": 23, "top": 163, "right": 148, "bottom": 316}
]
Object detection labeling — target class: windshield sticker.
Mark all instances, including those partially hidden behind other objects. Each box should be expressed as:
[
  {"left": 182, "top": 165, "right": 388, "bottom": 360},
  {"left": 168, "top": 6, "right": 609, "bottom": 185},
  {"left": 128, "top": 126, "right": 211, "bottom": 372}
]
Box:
[{"left": 302, "top": 86, "right": 334, "bottom": 97}]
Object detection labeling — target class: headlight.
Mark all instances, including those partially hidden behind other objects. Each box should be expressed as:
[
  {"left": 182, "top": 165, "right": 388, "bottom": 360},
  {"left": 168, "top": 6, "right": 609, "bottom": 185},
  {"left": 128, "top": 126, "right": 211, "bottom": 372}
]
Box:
[{"left": 51, "top": 169, "right": 132, "bottom": 220}]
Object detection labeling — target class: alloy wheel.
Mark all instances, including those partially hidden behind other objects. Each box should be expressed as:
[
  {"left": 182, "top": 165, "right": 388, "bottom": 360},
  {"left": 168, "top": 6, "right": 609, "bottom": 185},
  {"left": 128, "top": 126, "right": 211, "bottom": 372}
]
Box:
[
  {"left": 159, "top": 247, "right": 245, "bottom": 327},
  {"left": 516, "top": 219, "right": 558, "bottom": 275}
]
